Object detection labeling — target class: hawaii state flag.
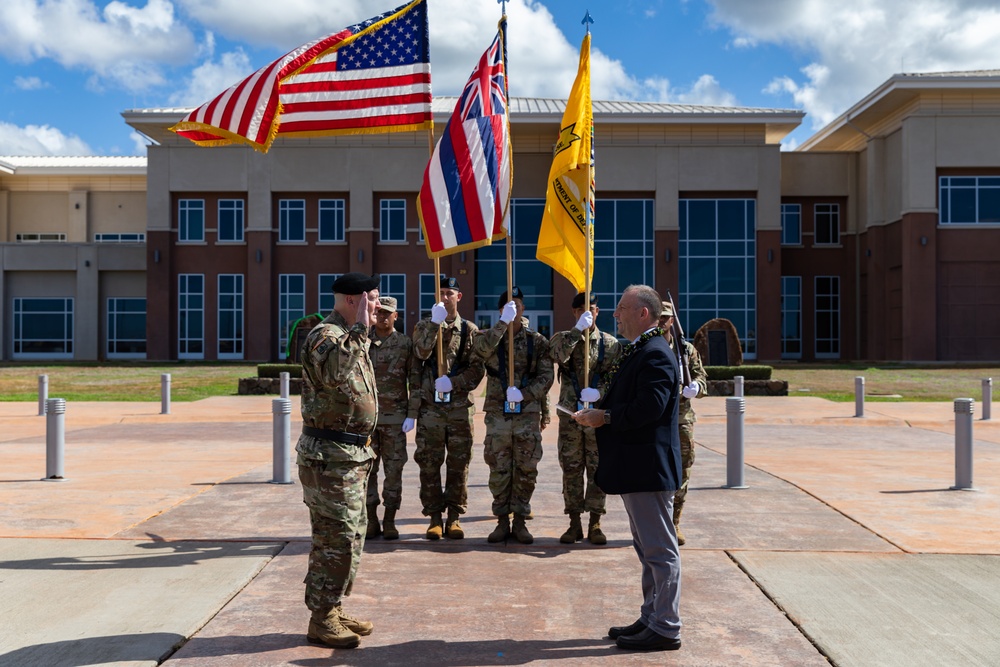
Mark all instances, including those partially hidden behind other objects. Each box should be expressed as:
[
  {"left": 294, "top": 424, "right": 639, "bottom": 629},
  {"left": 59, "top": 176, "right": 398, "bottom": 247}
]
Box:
[
  {"left": 170, "top": 0, "right": 431, "bottom": 152},
  {"left": 417, "top": 22, "right": 511, "bottom": 258}
]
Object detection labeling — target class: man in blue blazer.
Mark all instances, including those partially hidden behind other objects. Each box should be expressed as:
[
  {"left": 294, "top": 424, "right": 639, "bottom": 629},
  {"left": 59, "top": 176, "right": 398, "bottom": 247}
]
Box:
[{"left": 574, "top": 284, "right": 682, "bottom": 652}]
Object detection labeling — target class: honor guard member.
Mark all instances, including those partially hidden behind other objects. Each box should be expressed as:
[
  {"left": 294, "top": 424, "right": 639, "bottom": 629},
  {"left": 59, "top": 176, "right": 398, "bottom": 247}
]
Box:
[
  {"left": 366, "top": 296, "right": 420, "bottom": 540},
  {"left": 473, "top": 287, "right": 554, "bottom": 544},
  {"left": 411, "top": 276, "right": 485, "bottom": 540},
  {"left": 659, "top": 300, "right": 707, "bottom": 546},
  {"left": 549, "top": 292, "right": 622, "bottom": 545},
  {"left": 296, "top": 271, "right": 380, "bottom": 649}
]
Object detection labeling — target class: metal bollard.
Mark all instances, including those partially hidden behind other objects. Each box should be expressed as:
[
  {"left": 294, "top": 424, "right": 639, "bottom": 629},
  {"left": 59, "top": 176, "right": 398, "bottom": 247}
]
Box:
[
  {"left": 983, "top": 379, "right": 993, "bottom": 421},
  {"left": 855, "top": 376, "right": 865, "bottom": 418},
  {"left": 725, "top": 397, "right": 748, "bottom": 489},
  {"left": 951, "top": 398, "right": 975, "bottom": 491},
  {"left": 280, "top": 372, "right": 290, "bottom": 399},
  {"left": 271, "top": 398, "right": 293, "bottom": 484},
  {"left": 43, "top": 398, "right": 67, "bottom": 481},
  {"left": 161, "top": 373, "right": 171, "bottom": 415},
  {"left": 734, "top": 375, "right": 744, "bottom": 398},
  {"left": 38, "top": 374, "right": 49, "bottom": 416}
]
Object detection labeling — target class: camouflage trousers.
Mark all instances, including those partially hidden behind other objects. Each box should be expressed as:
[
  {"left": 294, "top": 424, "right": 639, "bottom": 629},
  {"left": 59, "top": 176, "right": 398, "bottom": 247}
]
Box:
[
  {"left": 556, "top": 415, "right": 606, "bottom": 515},
  {"left": 366, "top": 422, "right": 409, "bottom": 511},
  {"left": 673, "top": 423, "right": 695, "bottom": 508},
  {"left": 413, "top": 403, "right": 474, "bottom": 516},
  {"left": 298, "top": 456, "right": 372, "bottom": 612},
  {"left": 483, "top": 411, "right": 543, "bottom": 517}
]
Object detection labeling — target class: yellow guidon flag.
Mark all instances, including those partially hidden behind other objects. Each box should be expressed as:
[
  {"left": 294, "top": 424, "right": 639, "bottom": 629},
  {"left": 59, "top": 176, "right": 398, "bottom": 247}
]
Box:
[{"left": 536, "top": 33, "right": 594, "bottom": 293}]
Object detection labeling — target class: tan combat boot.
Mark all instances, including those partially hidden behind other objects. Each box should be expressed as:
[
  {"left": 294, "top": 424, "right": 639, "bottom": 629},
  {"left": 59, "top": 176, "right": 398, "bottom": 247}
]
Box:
[
  {"left": 673, "top": 502, "right": 686, "bottom": 546},
  {"left": 307, "top": 608, "right": 360, "bottom": 649},
  {"left": 445, "top": 507, "right": 464, "bottom": 539},
  {"left": 559, "top": 512, "right": 583, "bottom": 544},
  {"left": 425, "top": 511, "right": 443, "bottom": 540},
  {"left": 335, "top": 605, "right": 374, "bottom": 636},
  {"left": 382, "top": 508, "right": 399, "bottom": 540},
  {"left": 511, "top": 514, "right": 534, "bottom": 544},
  {"left": 365, "top": 504, "right": 381, "bottom": 539},
  {"left": 487, "top": 514, "right": 510, "bottom": 543},
  {"left": 587, "top": 512, "right": 607, "bottom": 545}
]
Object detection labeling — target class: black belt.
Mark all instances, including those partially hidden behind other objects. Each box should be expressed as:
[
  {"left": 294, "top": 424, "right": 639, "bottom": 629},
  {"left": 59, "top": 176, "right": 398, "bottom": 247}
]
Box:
[{"left": 302, "top": 426, "right": 371, "bottom": 446}]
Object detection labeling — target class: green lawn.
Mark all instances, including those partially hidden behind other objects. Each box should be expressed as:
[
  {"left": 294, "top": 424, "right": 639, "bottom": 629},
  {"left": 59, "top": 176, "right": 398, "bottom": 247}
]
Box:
[{"left": 772, "top": 364, "right": 998, "bottom": 402}]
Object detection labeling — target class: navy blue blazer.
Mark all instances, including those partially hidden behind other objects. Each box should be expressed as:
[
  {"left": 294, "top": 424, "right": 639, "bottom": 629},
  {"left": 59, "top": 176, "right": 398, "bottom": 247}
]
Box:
[{"left": 595, "top": 333, "right": 681, "bottom": 495}]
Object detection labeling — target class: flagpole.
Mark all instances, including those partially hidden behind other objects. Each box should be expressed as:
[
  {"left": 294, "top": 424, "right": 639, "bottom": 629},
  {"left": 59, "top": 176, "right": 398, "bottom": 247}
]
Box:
[
  {"left": 427, "top": 127, "right": 445, "bottom": 379},
  {"left": 499, "top": 1, "right": 515, "bottom": 388},
  {"left": 581, "top": 12, "right": 594, "bottom": 400}
]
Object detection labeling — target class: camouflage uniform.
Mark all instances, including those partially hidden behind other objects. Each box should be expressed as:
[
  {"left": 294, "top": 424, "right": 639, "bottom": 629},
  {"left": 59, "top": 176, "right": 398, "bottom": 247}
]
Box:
[
  {"left": 667, "top": 337, "right": 708, "bottom": 508},
  {"left": 296, "top": 311, "right": 377, "bottom": 613},
  {"left": 549, "top": 326, "right": 622, "bottom": 516},
  {"left": 367, "top": 327, "right": 420, "bottom": 511},
  {"left": 474, "top": 318, "right": 554, "bottom": 517},
  {"left": 411, "top": 315, "right": 485, "bottom": 517}
]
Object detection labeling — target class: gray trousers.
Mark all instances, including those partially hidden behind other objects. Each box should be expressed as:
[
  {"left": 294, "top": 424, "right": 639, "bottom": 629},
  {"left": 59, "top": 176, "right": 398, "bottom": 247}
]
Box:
[{"left": 620, "top": 490, "right": 682, "bottom": 639}]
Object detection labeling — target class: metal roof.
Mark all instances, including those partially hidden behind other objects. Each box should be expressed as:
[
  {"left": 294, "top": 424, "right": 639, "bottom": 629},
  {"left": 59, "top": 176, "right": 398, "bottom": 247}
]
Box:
[{"left": 0, "top": 156, "right": 147, "bottom": 175}]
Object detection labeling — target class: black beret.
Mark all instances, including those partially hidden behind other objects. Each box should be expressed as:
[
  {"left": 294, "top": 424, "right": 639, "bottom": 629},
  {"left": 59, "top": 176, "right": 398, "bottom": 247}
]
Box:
[
  {"left": 440, "top": 276, "right": 461, "bottom": 291},
  {"left": 331, "top": 272, "right": 380, "bottom": 295},
  {"left": 497, "top": 286, "right": 524, "bottom": 309},
  {"left": 571, "top": 292, "right": 597, "bottom": 309}
]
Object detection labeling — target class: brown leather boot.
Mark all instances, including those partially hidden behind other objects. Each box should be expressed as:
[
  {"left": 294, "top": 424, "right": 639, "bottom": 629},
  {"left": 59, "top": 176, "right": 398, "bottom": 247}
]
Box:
[
  {"left": 559, "top": 512, "right": 583, "bottom": 544},
  {"left": 365, "top": 504, "right": 380, "bottom": 539},
  {"left": 445, "top": 507, "right": 464, "bottom": 539},
  {"left": 382, "top": 508, "right": 399, "bottom": 540},
  {"left": 587, "top": 512, "right": 607, "bottom": 545},
  {"left": 307, "top": 609, "right": 360, "bottom": 649},
  {"left": 335, "top": 605, "right": 373, "bottom": 636},
  {"left": 425, "top": 512, "right": 443, "bottom": 540},
  {"left": 511, "top": 514, "right": 534, "bottom": 544},
  {"left": 487, "top": 514, "right": 510, "bottom": 543},
  {"left": 673, "top": 502, "right": 686, "bottom": 546}
]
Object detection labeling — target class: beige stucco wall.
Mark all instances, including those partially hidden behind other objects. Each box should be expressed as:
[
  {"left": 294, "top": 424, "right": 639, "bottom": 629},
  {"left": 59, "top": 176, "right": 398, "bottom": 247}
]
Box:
[
  {"left": 7, "top": 192, "right": 68, "bottom": 239},
  {"left": 90, "top": 192, "right": 147, "bottom": 235}
]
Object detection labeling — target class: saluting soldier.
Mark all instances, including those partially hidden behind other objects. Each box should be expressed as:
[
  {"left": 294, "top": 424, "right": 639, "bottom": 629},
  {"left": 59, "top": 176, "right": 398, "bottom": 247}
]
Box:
[
  {"left": 474, "top": 287, "right": 554, "bottom": 544},
  {"left": 366, "top": 296, "right": 420, "bottom": 540},
  {"left": 296, "top": 272, "right": 380, "bottom": 649},
  {"left": 659, "top": 300, "right": 708, "bottom": 546},
  {"left": 549, "top": 292, "right": 622, "bottom": 545},
  {"left": 411, "top": 276, "right": 485, "bottom": 540}
]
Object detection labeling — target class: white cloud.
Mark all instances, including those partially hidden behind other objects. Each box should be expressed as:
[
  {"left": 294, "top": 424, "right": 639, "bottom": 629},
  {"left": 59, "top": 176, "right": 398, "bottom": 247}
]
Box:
[
  {"left": 13, "top": 75, "right": 47, "bottom": 90},
  {"left": 0, "top": 121, "right": 92, "bottom": 155},
  {"left": 130, "top": 131, "right": 151, "bottom": 155},
  {"left": 168, "top": 48, "right": 252, "bottom": 106}
]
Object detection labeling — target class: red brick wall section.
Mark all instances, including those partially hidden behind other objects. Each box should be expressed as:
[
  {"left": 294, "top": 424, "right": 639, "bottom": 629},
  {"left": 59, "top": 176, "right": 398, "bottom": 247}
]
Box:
[
  {"left": 757, "top": 229, "right": 782, "bottom": 361},
  {"left": 145, "top": 231, "right": 172, "bottom": 360},
  {"left": 899, "top": 212, "right": 938, "bottom": 360}
]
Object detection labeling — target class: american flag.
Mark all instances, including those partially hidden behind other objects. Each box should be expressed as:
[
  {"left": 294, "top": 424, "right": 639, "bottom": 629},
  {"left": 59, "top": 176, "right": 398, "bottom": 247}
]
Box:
[
  {"left": 417, "top": 23, "right": 511, "bottom": 258},
  {"left": 170, "top": 0, "right": 431, "bottom": 152}
]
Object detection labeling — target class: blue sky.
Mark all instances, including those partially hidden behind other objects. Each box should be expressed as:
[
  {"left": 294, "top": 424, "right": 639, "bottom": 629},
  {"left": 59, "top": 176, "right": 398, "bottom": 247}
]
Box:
[{"left": 4, "top": 0, "right": 1000, "bottom": 156}]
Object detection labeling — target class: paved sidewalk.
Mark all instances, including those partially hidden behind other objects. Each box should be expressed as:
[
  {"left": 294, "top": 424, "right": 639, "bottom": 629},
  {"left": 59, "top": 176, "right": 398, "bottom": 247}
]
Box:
[{"left": 1, "top": 392, "right": 998, "bottom": 666}]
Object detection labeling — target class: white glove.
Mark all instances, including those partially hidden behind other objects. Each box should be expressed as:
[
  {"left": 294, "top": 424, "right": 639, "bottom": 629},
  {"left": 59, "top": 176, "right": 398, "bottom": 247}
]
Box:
[
  {"left": 506, "top": 386, "right": 523, "bottom": 403},
  {"left": 430, "top": 302, "right": 447, "bottom": 325},
  {"left": 401, "top": 418, "right": 416, "bottom": 433},
  {"left": 500, "top": 300, "right": 517, "bottom": 324},
  {"left": 574, "top": 311, "right": 594, "bottom": 332},
  {"left": 580, "top": 387, "right": 600, "bottom": 403},
  {"left": 435, "top": 375, "right": 453, "bottom": 393},
  {"left": 682, "top": 382, "right": 700, "bottom": 399}
]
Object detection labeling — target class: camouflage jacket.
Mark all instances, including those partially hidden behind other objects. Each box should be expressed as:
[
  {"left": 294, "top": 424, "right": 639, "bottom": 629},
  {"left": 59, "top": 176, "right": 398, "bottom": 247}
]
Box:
[
  {"left": 549, "top": 327, "right": 622, "bottom": 411},
  {"left": 473, "top": 318, "right": 554, "bottom": 415},
  {"left": 667, "top": 336, "right": 708, "bottom": 426},
  {"left": 368, "top": 327, "right": 420, "bottom": 425},
  {"left": 297, "top": 310, "right": 377, "bottom": 463},
  {"left": 412, "top": 315, "right": 485, "bottom": 410}
]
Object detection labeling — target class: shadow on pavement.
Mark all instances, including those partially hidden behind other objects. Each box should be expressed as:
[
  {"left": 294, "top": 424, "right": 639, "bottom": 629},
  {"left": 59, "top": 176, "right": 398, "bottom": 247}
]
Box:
[{"left": 0, "top": 632, "right": 185, "bottom": 667}]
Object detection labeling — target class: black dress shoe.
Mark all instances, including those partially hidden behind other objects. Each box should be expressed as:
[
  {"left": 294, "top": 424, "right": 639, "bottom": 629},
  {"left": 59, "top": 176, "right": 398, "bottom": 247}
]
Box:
[
  {"left": 616, "top": 626, "right": 681, "bottom": 651},
  {"left": 607, "top": 618, "right": 646, "bottom": 639}
]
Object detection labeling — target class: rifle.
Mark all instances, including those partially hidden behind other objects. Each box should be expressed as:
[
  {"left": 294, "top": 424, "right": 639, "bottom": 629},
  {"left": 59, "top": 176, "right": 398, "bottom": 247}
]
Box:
[{"left": 665, "top": 290, "right": 691, "bottom": 387}]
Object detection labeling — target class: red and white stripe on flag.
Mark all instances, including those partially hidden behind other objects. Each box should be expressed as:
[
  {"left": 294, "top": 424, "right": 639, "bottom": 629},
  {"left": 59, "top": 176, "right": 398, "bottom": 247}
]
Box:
[{"left": 170, "top": 0, "right": 431, "bottom": 152}]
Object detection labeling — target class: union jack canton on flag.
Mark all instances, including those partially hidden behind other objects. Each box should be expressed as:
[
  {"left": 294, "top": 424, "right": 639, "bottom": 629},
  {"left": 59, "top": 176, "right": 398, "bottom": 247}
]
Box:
[{"left": 417, "top": 22, "right": 512, "bottom": 258}]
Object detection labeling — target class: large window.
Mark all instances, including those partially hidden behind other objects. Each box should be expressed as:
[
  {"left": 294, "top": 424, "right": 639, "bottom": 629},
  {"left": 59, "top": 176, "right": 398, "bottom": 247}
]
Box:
[
  {"left": 218, "top": 199, "right": 244, "bottom": 243},
  {"left": 815, "top": 275, "right": 840, "bottom": 359},
  {"left": 178, "top": 274, "right": 204, "bottom": 359},
  {"left": 593, "top": 199, "right": 655, "bottom": 335},
  {"left": 279, "top": 274, "right": 306, "bottom": 359},
  {"left": 476, "top": 199, "right": 554, "bottom": 312},
  {"left": 218, "top": 274, "right": 244, "bottom": 359},
  {"left": 814, "top": 203, "right": 840, "bottom": 246},
  {"left": 13, "top": 298, "right": 73, "bottom": 359},
  {"left": 679, "top": 199, "right": 757, "bottom": 357},
  {"left": 939, "top": 176, "right": 1000, "bottom": 224},
  {"left": 380, "top": 274, "right": 406, "bottom": 332},
  {"left": 318, "top": 274, "right": 341, "bottom": 314},
  {"left": 107, "top": 298, "right": 146, "bottom": 359},
  {"left": 179, "top": 199, "right": 205, "bottom": 242},
  {"left": 781, "top": 277, "right": 802, "bottom": 360},
  {"left": 781, "top": 203, "right": 801, "bottom": 246},
  {"left": 319, "top": 199, "right": 346, "bottom": 242},
  {"left": 419, "top": 273, "right": 444, "bottom": 320},
  {"left": 279, "top": 199, "right": 306, "bottom": 242},
  {"left": 380, "top": 199, "right": 407, "bottom": 242}
]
